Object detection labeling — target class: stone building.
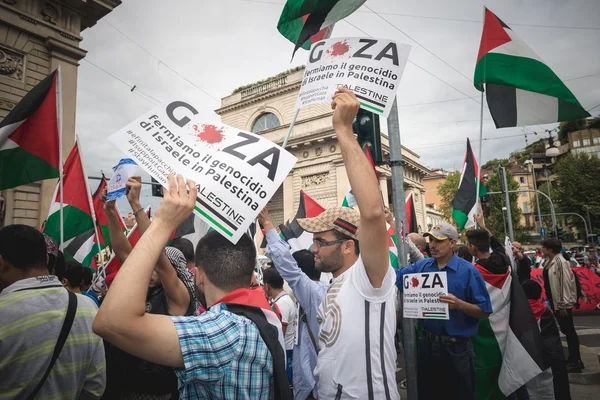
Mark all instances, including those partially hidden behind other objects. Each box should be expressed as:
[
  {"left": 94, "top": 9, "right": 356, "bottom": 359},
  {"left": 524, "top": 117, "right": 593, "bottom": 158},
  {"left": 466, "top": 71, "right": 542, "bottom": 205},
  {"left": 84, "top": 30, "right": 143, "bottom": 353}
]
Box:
[
  {"left": 216, "top": 67, "right": 430, "bottom": 232},
  {"left": 0, "top": 0, "right": 121, "bottom": 228}
]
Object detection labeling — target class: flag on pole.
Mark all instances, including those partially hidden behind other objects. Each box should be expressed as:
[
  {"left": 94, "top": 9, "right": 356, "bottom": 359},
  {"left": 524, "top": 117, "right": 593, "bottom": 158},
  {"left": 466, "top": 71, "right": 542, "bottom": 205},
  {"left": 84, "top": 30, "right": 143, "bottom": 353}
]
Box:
[
  {"left": 451, "top": 139, "right": 487, "bottom": 230},
  {"left": 280, "top": 190, "right": 325, "bottom": 252},
  {"left": 0, "top": 70, "right": 60, "bottom": 190},
  {"left": 277, "top": 0, "right": 366, "bottom": 58},
  {"left": 43, "top": 143, "right": 94, "bottom": 248},
  {"left": 474, "top": 8, "right": 590, "bottom": 128},
  {"left": 104, "top": 207, "right": 151, "bottom": 275},
  {"left": 405, "top": 192, "right": 419, "bottom": 234},
  {"left": 472, "top": 252, "right": 546, "bottom": 397}
]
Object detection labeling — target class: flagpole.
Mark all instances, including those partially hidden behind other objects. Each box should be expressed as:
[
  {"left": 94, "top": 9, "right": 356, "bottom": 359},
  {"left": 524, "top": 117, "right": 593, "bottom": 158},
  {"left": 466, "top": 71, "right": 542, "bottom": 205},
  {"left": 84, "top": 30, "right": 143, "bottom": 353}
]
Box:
[
  {"left": 57, "top": 66, "right": 64, "bottom": 249},
  {"left": 475, "top": 90, "right": 484, "bottom": 226},
  {"left": 76, "top": 134, "right": 105, "bottom": 272}
]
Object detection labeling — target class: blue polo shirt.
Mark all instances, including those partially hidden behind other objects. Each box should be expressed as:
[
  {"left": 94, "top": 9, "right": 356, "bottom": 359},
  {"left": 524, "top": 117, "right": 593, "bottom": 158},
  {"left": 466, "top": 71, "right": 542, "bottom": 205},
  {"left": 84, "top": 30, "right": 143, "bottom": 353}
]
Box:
[{"left": 396, "top": 254, "right": 492, "bottom": 338}]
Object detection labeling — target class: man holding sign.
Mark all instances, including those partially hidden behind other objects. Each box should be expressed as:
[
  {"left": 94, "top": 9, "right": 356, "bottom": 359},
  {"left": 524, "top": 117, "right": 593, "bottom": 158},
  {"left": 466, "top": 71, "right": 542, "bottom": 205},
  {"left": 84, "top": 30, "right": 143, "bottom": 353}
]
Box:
[{"left": 395, "top": 224, "right": 492, "bottom": 400}]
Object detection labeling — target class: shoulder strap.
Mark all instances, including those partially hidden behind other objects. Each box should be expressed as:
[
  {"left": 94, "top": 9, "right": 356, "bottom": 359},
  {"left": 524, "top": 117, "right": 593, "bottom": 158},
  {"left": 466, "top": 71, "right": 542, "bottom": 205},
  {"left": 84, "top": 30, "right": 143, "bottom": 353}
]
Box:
[
  {"left": 26, "top": 290, "right": 77, "bottom": 400},
  {"left": 299, "top": 306, "right": 320, "bottom": 353}
]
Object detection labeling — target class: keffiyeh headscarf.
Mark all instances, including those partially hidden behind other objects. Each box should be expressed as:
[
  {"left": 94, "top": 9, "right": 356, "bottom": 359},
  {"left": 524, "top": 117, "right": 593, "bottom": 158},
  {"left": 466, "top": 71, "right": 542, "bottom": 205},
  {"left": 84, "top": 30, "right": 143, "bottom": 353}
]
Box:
[{"left": 165, "top": 246, "right": 199, "bottom": 315}]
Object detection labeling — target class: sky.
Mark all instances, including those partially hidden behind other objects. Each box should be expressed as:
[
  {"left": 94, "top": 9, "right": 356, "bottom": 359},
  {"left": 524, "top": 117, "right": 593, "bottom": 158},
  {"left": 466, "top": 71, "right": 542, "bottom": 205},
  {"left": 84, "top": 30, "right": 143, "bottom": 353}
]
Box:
[{"left": 74, "top": 0, "right": 600, "bottom": 208}]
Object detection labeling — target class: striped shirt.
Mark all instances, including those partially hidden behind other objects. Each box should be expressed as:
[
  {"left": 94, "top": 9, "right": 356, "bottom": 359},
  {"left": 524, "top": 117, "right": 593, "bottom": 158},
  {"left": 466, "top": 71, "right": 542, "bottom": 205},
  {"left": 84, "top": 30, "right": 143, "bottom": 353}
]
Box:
[
  {"left": 171, "top": 303, "right": 273, "bottom": 399},
  {"left": 0, "top": 276, "right": 106, "bottom": 400}
]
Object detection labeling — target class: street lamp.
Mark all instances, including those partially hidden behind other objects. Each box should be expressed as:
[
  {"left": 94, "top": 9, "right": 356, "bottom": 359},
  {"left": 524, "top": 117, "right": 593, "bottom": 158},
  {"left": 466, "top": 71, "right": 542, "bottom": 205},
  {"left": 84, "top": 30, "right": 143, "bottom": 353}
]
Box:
[
  {"left": 545, "top": 131, "right": 560, "bottom": 157},
  {"left": 502, "top": 206, "right": 508, "bottom": 238},
  {"left": 524, "top": 159, "right": 542, "bottom": 231}
]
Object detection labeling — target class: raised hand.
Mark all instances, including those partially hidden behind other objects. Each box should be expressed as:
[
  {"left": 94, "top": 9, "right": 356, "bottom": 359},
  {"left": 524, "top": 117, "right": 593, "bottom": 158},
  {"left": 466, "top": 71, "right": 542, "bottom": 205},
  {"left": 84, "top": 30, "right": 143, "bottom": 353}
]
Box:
[
  {"left": 331, "top": 86, "right": 360, "bottom": 134},
  {"left": 101, "top": 188, "right": 116, "bottom": 213},
  {"left": 126, "top": 176, "right": 143, "bottom": 209},
  {"left": 153, "top": 174, "right": 197, "bottom": 231},
  {"left": 258, "top": 207, "right": 274, "bottom": 230}
]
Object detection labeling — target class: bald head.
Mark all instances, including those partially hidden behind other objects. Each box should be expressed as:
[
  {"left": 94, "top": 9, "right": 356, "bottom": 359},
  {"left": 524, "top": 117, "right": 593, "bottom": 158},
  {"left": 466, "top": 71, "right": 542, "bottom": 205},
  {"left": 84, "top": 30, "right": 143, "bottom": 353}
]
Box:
[{"left": 408, "top": 233, "right": 427, "bottom": 251}]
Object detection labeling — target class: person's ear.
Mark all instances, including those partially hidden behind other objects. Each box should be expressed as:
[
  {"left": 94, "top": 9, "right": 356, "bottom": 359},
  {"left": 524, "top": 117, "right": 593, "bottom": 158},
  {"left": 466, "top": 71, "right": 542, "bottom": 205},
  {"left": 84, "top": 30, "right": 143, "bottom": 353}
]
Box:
[{"left": 61, "top": 278, "right": 68, "bottom": 287}]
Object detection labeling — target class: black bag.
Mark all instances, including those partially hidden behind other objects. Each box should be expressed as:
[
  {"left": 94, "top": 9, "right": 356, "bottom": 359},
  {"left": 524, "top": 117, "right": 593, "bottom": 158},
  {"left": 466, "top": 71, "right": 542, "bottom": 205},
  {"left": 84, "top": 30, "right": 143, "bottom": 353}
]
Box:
[{"left": 26, "top": 290, "right": 77, "bottom": 400}]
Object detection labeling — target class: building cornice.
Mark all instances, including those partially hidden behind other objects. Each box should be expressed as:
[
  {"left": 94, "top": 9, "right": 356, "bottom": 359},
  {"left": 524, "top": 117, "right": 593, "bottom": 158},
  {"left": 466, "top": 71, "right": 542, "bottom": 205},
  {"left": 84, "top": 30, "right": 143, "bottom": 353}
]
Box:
[{"left": 215, "top": 81, "right": 302, "bottom": 115}]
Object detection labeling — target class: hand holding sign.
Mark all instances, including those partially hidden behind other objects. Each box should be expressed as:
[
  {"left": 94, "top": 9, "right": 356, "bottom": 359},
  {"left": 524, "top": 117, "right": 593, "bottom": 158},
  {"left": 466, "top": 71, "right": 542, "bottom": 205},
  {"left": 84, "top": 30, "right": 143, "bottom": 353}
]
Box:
[
  {"left": 154, "top": 174, "right": 197, "bottom": 232},
  {"left": 439, "top": 293, "right": 461, "bottom": 310},
  {"left": 331, "top": 87, "right": 360, "bottom": 133},
  {"left": 126, "top": 176, "right": 143, "bottom": 208}
]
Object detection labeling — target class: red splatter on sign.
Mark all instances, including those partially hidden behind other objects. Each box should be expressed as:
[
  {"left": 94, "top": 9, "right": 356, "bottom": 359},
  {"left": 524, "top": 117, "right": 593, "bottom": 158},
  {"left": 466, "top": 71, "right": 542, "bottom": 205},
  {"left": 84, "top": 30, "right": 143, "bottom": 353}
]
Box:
[
  {"left": 192, "top": 124, "right": 224, "bottom": 145},
  {"left": 411, "top": 277, "right": 419, "bottom": 288},
  {"left": 326, "top": 40, "right": 350, "bottom": 57}
]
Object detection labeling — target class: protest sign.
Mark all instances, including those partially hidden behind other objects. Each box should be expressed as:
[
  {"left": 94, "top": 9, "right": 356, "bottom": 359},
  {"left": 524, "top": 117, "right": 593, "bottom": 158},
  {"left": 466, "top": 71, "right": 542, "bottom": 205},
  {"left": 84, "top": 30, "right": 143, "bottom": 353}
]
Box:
[
  {"left": 106, "top": 158, "right": 137, "bottom": 202},
  {"left": 108, "top": 101, "right": 297, "bottom": 243},
  {"left": 295, "top": 37, "right": 411, "bottom": 117},
  {"left": 402, "top": 271, "right": 450, "bottom": 320}
]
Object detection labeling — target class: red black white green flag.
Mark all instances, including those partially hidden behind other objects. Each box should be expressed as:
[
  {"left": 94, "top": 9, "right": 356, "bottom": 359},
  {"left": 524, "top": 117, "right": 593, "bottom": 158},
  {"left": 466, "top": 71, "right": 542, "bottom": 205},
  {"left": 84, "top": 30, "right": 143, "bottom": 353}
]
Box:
[
  {"left": 474, "top": 8, "right": 589, "bottom": 128},
  {"left": 405, "top": 192, "right": 418, "bottom": 234},
  {"left": 451, "top": 139, "right": 487, "bottom": 231},
  {"left": 0, "top": 70, "right": 60, "bottom": 190},
  {"left": 280, "top": 190, "right": 325, "bottom": 251},
  {"left": 277, "top": 0, "right": 366, "bottom": 58}
]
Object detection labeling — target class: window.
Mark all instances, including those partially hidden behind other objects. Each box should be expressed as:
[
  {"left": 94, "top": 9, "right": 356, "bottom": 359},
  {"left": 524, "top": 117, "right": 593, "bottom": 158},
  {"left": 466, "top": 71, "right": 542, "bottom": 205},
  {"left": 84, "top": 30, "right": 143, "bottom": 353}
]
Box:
[
  {"left": 573, "top": 140, "right": 581, "bottom": 148},
  {"left": 593, "top": 137, "right": 600, "bottom": 145},
  {"left": 523, "top": 202, "right": 530, "bottom": 213},
  {"left": 582, "top": 138, "right": 590, "bottom": 146},
  {"left": 521, "top": 191, "right": 527, "bottom": 197},
  {"left": 519, "top": 177, "right": 525, "bottom": 184},
  {"left": 251, "top": 113, "right": 280, "bottom": 133}
]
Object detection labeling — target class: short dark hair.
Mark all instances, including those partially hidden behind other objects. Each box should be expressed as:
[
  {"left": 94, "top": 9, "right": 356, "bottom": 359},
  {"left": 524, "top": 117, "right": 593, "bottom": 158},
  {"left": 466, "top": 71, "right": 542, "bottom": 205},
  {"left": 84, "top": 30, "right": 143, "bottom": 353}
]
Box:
[
  {"left": 64, "top": 261, "right": 84, "bottom": 288},
  {"left": 522, "top": 279, "right": 543, "bottom": 300},
  {"left": 262, "top": 267, "right": 284, "bottom": 289},
  {"left": 542, "top": 238, "right": 562, "bottom": 254},
  {"left": 0, "top": 224, "right": 47, "bottom": 270},
  {"left": 332, "top": 230, "right": 360, "bottom": 255},
  {"left": 170, "top": 238, "right": 194, "bottom": 263},
  {"left": 293, "top": 249, "right": 320, "bottom": 280},
  {"left": 53, "top": 251, "right": 66, "bottom": 281},
  {"left": 81, "top": 266, "right": 93, "bottom": 286},
  {"left": 466, "top": 229, "right": 490, "bottom": 252},
  {"left": 195, "top": 231, "right": 256, "bottom": 291},
  {"left": 457, "top": 246, "right": 472, "bottom": 262}
]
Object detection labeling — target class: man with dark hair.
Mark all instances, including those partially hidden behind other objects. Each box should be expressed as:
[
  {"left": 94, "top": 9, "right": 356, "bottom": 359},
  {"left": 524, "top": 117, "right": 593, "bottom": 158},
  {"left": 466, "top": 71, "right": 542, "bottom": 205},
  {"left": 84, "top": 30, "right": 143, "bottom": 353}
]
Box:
[
  {"left": 541, "top": 238, "right": 582, "bottom": 373},
  {"left": 511, "top": 241, "right": 531, "bottom": 283},
  {"left": 94, "top": 174, "right": 291, "bottom": 399},
  {"left": 396, "top": 221, "right": 492, "bottom": 400},
  {"left": 170, "top": 237, "right": 195, "bottom": 271},
  {"left": 294, "top": 249, "right": 321, "bottom": 281},
  {"left": 259, "top": 88, "right": 399, "bottom": 400},
  {"left": 63, "top": 261, "right": 85, "bottom": 294},
  {"left": 0, "top": 224, "right": 106, "bottom": 399},
  {"left": 522, "top": 279, "right": 571, "bottom": 399},
  {"left": 263, "top": 267, "right": 297, "bottom": 386}
]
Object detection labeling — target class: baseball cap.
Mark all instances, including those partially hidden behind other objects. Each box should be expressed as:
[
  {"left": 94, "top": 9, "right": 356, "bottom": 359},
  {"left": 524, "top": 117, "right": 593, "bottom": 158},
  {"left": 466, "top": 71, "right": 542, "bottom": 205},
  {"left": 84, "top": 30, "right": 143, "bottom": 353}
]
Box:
[
  {"left": 297, "top": 207, "right": 360, "bottom": 240},
  {"left": 423, "top": 223, "right": 458, "bottom": 241}
]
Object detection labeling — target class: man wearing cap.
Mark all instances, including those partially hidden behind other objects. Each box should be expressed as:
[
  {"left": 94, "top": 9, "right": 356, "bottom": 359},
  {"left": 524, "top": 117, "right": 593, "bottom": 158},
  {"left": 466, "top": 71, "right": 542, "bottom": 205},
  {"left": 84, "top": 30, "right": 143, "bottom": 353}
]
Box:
[
  {"left": 262, "top": 88, "right": 399, "bottom": 399},
  {"left": 396, "top": 223, "right": 492, "bottom": 400}
]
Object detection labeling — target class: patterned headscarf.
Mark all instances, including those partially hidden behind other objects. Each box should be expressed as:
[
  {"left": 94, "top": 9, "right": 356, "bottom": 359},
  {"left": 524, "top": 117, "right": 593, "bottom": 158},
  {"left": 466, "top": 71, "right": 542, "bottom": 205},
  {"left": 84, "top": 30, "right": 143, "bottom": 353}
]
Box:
[
  {"left": 165, "top": 246, "right": 199, "bottom": 315},
  {"left": 43, "top": 234, "right": 59, "bottom": 257}
]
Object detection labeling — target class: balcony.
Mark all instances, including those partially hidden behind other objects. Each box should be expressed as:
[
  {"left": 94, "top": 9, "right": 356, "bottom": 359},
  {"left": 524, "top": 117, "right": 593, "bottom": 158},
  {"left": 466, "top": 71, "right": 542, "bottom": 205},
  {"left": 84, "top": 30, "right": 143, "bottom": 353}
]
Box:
[{"left": 240, "top": 76, "right": 288, "bottom": 99}]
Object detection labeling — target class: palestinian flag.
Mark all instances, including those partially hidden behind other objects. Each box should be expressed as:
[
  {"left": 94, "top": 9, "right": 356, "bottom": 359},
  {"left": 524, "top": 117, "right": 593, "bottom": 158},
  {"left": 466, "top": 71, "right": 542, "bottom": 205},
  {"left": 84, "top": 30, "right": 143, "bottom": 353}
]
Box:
[
  {"left": 0, "top": 70, "right": 60, "bottom": 190},
  {"left": 474, "top": 8, "right": 590, "bottom": 128},
  {"left": 405, "top": 193, "right": 418, "bottom": 234},
  {"left": 451, "top": 139, "right": 486, "bottom": 230},
  {"left": 43, "top": 143, "right": 94, "bottom": 247},
  {"left": 472, "top": 264, "right": 546, "bottom": 398},
  {"left": 277, "top": 0, "right": 366, "bottom": 58},
  {"left": 280, "top": 190, "right": 325, "bottom": 251},
  {"left": 387, "top": 224, "right": 399, "bottom": 269},
  {"left": 103, "top": 207, "right": 151, "bottom": 275}
]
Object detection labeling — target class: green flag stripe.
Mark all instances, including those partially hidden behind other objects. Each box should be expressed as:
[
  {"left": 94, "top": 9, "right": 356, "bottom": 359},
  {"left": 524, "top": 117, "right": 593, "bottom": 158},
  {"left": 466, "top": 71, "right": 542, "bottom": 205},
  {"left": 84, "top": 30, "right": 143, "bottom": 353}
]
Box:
[
  {"left": 0, "top": 147, "right": 59, "bottom": 191},
  {"left": 452, "top": 208, "right": 469, "bottom": 231},
  {"left": 43, "top": 205, "right": 94, "bottom": 243},
  {"left": 472, "top": 318, "right": 505, "bottom": 399},
  {"left": 474, "top": 53, "right": 588, "bottom": 115},
  {"left": 194, "top": 206, "right": 233, "bottom": 237}
]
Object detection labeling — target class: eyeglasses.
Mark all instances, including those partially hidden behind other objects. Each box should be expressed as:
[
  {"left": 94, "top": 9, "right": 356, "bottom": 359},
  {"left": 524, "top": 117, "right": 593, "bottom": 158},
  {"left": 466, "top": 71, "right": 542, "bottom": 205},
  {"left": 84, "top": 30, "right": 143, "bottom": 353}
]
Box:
[{"left": 312, "top": 238, "right": 346, "bottom": 248}]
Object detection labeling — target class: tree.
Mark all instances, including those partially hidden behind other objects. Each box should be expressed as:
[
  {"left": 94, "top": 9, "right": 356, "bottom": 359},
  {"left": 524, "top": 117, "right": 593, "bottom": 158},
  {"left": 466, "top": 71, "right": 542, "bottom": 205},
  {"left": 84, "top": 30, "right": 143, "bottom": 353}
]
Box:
[
  {"left": 437, "top": 171, "right": 461, "bottom": 223},
  {"left": 558, "top": 118, "right": 587, "bottom": 144},
  {"left": 553, "top": 152, "right": 600, "bottom": 236},
  {"left": 481, "top": 158, "right": 510, "bottom": 170},
  {"left": 529, "top": 181, "right": 560, "bottom": 232}
]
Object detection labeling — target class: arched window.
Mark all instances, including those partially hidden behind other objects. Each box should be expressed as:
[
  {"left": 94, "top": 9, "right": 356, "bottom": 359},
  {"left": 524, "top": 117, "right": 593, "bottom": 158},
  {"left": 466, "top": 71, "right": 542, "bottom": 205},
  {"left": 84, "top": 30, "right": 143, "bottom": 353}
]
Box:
[{"left": 251, "top": 113, "right": 280, "bottom": 133}]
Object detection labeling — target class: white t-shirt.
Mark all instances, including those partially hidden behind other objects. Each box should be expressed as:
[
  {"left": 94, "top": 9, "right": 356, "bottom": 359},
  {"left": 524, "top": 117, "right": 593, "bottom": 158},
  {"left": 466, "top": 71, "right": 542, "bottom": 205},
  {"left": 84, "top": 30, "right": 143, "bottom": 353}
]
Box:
[
  {"left": 274, "top": 292, "right": 297, "bottom": 351},
  {"left": 314, "top": 256, "right": 399, "bottom": 400}
]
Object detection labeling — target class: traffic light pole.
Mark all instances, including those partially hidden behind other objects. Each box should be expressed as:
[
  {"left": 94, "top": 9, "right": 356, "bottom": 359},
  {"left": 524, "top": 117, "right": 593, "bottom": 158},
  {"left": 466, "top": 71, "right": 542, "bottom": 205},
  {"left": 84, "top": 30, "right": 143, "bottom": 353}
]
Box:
[
  {"left": 499, "top": 166, "right": 515, "bottom": 242},
  {"left": 387, "top": 97, "right": 418, "bottom": 400},
  {"left": 539, "top": 213, "right": 589, "bottom": 243}
]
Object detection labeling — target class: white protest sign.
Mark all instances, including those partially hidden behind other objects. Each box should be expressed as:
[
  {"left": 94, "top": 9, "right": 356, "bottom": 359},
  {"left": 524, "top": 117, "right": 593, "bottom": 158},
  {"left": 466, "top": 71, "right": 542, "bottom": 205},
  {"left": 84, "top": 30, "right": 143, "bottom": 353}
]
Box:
[
  {"left": 106, "top": 158, "right": 137, "bottom": 201},
  {"left": 295, "top": 37, "right": 411, "bottom": 117},
  {"left": 108, "top": 101, "right": 297, "bottom": 243},
  {"left": 402, "top": 271, "right": 450, "bottom": 320}
]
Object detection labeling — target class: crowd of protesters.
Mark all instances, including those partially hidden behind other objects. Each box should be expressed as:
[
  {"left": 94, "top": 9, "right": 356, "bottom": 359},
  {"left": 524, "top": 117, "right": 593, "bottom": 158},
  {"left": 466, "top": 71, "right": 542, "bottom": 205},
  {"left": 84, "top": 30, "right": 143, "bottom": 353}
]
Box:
[{"left": 0, "top": 89, "right": 589, "bottom": 400}]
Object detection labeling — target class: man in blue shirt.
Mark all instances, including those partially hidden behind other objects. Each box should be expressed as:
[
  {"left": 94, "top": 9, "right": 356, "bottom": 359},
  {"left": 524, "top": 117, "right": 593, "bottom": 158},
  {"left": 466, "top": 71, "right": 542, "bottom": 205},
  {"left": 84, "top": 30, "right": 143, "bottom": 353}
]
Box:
[{"left": 396, "top": 223, "right": 492, "bottom": 400}]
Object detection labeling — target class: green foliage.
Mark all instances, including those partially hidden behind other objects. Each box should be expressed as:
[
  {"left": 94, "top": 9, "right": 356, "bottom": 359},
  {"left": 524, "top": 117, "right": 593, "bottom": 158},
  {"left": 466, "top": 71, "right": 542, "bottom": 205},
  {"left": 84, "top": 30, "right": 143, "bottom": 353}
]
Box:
[
  {"left": 436, "top": 171, "right": 461, "bottom": 223},
  {"left": 232, "top": 66, "right": 305, "bottom": 94},
  {"left": 588, "top": 115, "right": 600, "bottom": 129},
  {"left": 558, "top": 118, "right": 587, "bottom": 143},
  {"left": 529, "top": 182, "right": 559, "bottom": 229},
  {"left": 481, "top": 158, "right": 510, "bottom": 170}
]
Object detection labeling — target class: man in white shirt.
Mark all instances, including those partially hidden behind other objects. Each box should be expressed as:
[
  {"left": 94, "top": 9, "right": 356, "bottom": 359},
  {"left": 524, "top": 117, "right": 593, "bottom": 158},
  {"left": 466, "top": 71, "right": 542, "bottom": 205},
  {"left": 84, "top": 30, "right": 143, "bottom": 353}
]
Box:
[
  {"left": 293, "top": 88, "right": 399, "bottom": 399},
  {"left": 263, "top": 267, "right": 297, "bottom": 385}
]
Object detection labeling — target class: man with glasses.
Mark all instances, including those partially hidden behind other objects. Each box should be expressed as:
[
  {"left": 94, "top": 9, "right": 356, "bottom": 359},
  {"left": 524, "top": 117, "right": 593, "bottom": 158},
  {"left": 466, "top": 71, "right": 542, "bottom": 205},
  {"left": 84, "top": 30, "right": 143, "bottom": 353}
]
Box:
[{"left": 261, "top": 87, "right": 399, "bottom": 400}]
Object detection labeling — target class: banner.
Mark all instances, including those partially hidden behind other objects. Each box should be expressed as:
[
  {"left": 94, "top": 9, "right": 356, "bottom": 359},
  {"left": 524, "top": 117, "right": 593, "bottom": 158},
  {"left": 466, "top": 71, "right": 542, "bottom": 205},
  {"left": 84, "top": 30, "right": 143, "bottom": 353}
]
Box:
[
  {"left": 108, "top": 101, "right": 297, "bottom": 243},
  {"left": 106, "top": 158, "right": 137, "bottom": 201},
  {"left": 295, "top": 37, "right": 411, "bottom": 117},
  {"left": 530, "top": 267, "right": 600, "bottom": 311},
  {"left": 402, "top": 271, "right": 449, "bottom": 320}
]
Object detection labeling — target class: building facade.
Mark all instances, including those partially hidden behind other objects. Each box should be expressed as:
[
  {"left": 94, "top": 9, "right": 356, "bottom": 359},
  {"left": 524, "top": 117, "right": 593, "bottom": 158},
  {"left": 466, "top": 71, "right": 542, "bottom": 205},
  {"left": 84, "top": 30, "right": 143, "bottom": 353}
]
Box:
[
  {"left": 216, "top": 68, "right": 430, "bottom": 232},
  {"left": 0, "top": 0, "right": 121, "bottom": 228},
  {"left": 423, "top": 169, "right": 448, "bottom": 208},
  {"left": 569, "top": 128, "right": 600, "bottom": 158}
]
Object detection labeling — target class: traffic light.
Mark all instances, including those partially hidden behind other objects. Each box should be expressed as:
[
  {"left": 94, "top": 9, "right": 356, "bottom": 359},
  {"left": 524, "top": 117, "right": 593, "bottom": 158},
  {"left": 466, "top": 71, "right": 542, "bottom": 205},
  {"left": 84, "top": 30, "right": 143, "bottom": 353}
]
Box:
[
  {"left": 481, "top": 195, "right": 491, "bottom": 218},
  {"left": 151, "top": 177, "right": 163, "bottom": 197},
  {"left": 352, "top": 108, "right": 383, "bottom": 164},
  {"left": 497, "top": 166, "right": 506, "bottom": 195},
  {"left": 556, "top": 226, "right": 565, "bottom": 241}
]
